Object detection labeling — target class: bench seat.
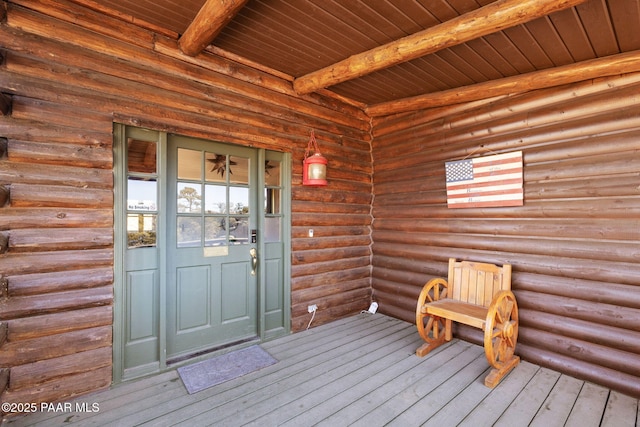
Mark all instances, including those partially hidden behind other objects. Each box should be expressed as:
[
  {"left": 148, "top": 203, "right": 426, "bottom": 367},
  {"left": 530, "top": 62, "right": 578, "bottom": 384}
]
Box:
[{"left": 416, "top": 258, "right": 520, "bottom": 387}]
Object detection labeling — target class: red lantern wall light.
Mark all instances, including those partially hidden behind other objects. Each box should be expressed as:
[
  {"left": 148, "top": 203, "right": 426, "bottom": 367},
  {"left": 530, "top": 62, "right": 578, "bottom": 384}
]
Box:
[{"left": 303, "top": 130, "right": 328, "bottom": 186}]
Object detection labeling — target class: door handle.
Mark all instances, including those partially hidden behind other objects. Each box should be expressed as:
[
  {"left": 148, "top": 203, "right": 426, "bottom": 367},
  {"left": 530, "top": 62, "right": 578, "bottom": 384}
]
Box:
[{"left": 250, "top": 248, "right": 258, "bottom": 276}]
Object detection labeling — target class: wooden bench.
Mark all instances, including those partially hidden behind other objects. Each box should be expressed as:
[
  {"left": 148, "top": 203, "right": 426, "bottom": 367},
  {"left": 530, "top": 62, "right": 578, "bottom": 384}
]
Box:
[{"left": 415, "top": 258, "right": 520, "bottom": 387}]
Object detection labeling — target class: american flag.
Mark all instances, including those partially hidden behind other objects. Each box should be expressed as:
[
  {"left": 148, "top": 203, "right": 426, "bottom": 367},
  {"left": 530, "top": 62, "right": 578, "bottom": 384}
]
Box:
[{"left": 445, "top": 151, "right": 523, "bottom": 208}]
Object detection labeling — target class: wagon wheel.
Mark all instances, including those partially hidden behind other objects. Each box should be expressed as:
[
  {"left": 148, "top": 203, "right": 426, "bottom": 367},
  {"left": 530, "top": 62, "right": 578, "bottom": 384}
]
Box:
[
  {"left": 484, "top": 290, "right": 519, "bottom": 369},
  {"left": 415, "top": 278, "right": 448, "bottom": 344}
]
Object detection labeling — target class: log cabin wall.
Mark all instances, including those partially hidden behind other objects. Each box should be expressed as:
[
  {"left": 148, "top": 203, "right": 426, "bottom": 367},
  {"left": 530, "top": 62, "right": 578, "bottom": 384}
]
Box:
[
  {"left": 370, "top": 74, "right": 640, "bottom": 398},
  {"left": 0, "top": 0, "right": 372, "bottom": 405}
]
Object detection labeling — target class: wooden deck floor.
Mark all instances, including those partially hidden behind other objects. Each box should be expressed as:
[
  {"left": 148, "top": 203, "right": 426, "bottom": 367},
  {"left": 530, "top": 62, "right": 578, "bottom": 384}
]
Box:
[{"left": 4, "top": 314, "right": 639, "bottom": 426}]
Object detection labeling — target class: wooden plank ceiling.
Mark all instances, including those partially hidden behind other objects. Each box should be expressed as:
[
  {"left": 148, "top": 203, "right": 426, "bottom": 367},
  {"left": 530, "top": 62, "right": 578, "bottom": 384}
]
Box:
[{"left": 72, "top": 0, "right": 640, "bottom": 115}]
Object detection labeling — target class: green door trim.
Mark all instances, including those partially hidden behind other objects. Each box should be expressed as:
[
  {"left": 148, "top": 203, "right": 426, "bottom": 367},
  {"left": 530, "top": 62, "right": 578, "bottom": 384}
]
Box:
[{"left": 112, "top": 124, "right": 291, "bottom": 384}]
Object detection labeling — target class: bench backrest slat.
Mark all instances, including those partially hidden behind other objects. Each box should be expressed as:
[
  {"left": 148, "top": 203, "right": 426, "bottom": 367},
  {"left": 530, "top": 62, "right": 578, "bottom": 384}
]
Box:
[{"left": 447, "top": 258, "right": 511, "bottom": 308}]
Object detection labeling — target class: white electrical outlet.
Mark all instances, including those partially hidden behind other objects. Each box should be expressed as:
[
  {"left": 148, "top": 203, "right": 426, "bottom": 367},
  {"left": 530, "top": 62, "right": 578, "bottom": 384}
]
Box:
[{"left": 308, "top": 304, "right": 317, "bottom": 313}]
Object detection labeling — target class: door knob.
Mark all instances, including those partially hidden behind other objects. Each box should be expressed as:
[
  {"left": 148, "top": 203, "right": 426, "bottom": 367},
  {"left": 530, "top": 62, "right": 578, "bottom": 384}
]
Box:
[{"left": 250, "top": 248, "right": 258, "bottom": 276}]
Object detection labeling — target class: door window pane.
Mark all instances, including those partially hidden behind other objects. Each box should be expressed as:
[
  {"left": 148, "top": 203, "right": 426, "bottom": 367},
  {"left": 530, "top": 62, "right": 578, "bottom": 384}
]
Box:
[
  {"left": 127, "top": 214, "right": 157, "bottom": 247},
  {"left": 265, "top": 188, "right": 280, "bottom": 214},
  {"left": 177, "top": 216, "right": 201, "bottom": 247},
  {"left": 229, "top": 217, "right": 249, "bottom": 245},
  {"left": 178, "top": 148, "right": 202, "bottom": 180},
  {"left": 177, "top": 183, "right": 202, "bottom": 213},
  {"left": 264, "top": 217, "right": 280, "bottom": 243},
  {"left": 204, "top": 217, "right": 225, "bottom": 247},
  {"left": 264, "top": 160, "right": 280, "bottom": 186},
  {"left": 229, "top": 156, "right": 249, "bottom": 185},
  {"left": 205, "top": 153, "right": 229, "bottom": 183},
  {"left": 205, "top": 185, "right": 226, "bottom": 213},
  {"left": 230, "top": 187, "right": 249, "bottom": 214},
  {"left": 128, "top": 178, "right": 157, "bottom": 211},
  {"left": 128, "top": 139, "right": 156, "bottom": 174}
]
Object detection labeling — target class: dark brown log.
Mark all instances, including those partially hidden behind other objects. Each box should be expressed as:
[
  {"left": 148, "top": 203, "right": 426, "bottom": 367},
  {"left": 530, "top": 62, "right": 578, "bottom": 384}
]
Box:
[
  {"left": 38, "top": 0, "right": 177, "bottom": 39},
  {"left": 0, "top": 249, "right": 113, "bottom": 276},
  {"left": 8, "top": 139, "right": 112, "bottom": 169},
  {"left": 1, "top": 365, "right": 111, "bottom": 406},
  {"left": 291, "top": 299, "right": 366, "bottom": 332},
  {"left": 8, "top": 305, "right": 112, "bottom": 340},
  {"left": 516, "top": 290, "right": 640, "bottom": 332},
  {"left": 0, "top": 117, "right": 111, "bottom": 146},
  {"left": 0, "top": 233, "right": 7, "bottom": 254},
  {"left": 292, "top": 212, "right": 371, "bottom": 227},
  {"left": 0, "top": 148, "right": 113, "bottom": 188},
  {"left": 10, "top": 96, "right": 112, "bottom": 134},
  {"left": 0, "top": 185, "right": 9, "bottom": 207},
  {"left": 0, "top": 208, "right": 112, "bottom": 231},
  {"left": 0, "top": 93, "right": 11, "bottom": 116},
  {"left": 179, "top": 0, "right": 248, "bottom": 56},
  {"left": 0, "top": 322, "right": 7, "bottom": 347},
  {"left": 373, "top": 241, "right": 640, "bottom": 286},
  {"left": 8, "top": 228, "right": 113, "bottom": 252},
  {"left": 519, "top": 327, "right": 640, "bottom": 377},
  {"left": 11, "top": 0, "right": 158, "bottom": 48},
  {"left": 0, "top": 275, "right": 7, "bottom": 299},
  {"left": 372, "top": 230, "right": 640, "bottom": 264},
  {"left": 294, "top": 0, "right": 586, "bottom": 94},
  {"left": 291, "top": 225, "right": 370, "bottom": 239},
  {"left": 9, "top": 183, "right": 113, "bottom": 208},
  {"left": 371, "top": 276, "right": 423, "bottom": 299},
  {"left": 292, "top": 288, "right": 369, "bottom": 318},
  {"left": 291, "top": 274, "right": 369, "bottom": 297},
  {"left": 519, "top": 309, "right": 640, "bottom": 354},
  {"left": 0, "top": 286, "right": 112, "bottom": 320},
  {"left": 0, "top": 369, "right": 9, "bottom": 397},
  {"left": 0, "top": 325, "right": 111, "bottom": 366},
  {"left": 7, "top": 267, "right": 113, "bottom": 297},
  {"left": 373, "top": 218, "right": 640, "bottom": 242},
  {"left": 292, "top": 235, "right": 371, "bottom": 252},
  {"left": 515, "top": 272, "right": 640, "bottom": 309},
  {"left": 9, "top": 346, "right": 111, "bottom": 390},
  {"left": 0, "top": 138, "right": 7, "bottom": 158},
  {"left": 291, "top": 256, "right": 370, "bottom": 278}
]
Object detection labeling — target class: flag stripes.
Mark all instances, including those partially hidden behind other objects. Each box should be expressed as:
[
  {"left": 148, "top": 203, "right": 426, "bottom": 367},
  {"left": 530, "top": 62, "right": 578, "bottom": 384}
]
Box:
[{"left": 445, "top": 151, "right": 523, "bottom": 208}]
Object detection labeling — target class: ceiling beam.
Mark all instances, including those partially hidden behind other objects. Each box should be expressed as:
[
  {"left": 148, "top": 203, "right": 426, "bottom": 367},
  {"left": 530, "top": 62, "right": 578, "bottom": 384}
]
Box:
[
  {"left": 179, "top": 0, "right": 248, "bottom": 57},
  {"left": 293, "top": 0, "right": 587, "bottom": 95},
  {"left": 366, "top": 49, "right": 640, "bottom": 117}
]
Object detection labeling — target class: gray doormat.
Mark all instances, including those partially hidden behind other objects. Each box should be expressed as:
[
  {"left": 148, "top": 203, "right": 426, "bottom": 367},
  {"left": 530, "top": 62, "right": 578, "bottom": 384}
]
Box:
[{"left": 177, "top": 345, "right": 277, "bottom": 394}]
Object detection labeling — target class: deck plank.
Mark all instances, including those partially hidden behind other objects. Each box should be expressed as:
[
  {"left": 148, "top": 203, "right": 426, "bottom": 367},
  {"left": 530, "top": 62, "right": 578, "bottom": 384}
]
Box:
[
  {"left": 3, "top": 314, "right": 639, "bottom": 427},
  {"left": 601, "top": 390, "right": 639, "bottom": 427},
  {"left": 382, "top": 350, "right": 489, "bottom": 426},
  {"left": 457, "top": 361, "right": 541, "bottom": 427},
  {"left": 564, "top": 382, "right": 610, "bottom": 427},
  {"left": 529, "top": 374, "right": 584, "bottom": 427},
  {"left": 493, "top": 367, "right": 562, "bottom": 426}
]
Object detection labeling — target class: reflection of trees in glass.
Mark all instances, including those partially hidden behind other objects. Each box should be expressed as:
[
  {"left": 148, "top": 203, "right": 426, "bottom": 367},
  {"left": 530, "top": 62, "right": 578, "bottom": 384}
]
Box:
[
  {"left": 178, "top": 186, "right": 201, "bottom": 212},
  {"left": 231, "top": 203, "right": 248, "bottom": 214},
  {"left": 177, "top": 216, "right": 201, "bottom": 247}
]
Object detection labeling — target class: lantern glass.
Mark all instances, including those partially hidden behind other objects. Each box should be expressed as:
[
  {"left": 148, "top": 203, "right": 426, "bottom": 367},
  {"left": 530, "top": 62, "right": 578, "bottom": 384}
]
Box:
[{"left": 308, "top": 163, "right": 326, "bottom": 180}]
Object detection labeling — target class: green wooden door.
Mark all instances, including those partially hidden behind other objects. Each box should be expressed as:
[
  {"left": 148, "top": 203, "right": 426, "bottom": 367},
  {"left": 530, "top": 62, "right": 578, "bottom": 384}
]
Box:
[
  {"left": 166, "top": 135, "right": 258, "bottom": 361},
  {"left": 114, "top": 125, "right": 290, "bottom": 382}
]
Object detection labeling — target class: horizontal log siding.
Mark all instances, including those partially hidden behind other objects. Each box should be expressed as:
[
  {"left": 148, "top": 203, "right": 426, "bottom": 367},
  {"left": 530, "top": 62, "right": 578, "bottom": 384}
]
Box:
[
  {"left": 0, "top": 0, "right": 371, "bottom": 406},
  {"left": 370, "top": 73, "right": 640, "bottom": 398}
]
